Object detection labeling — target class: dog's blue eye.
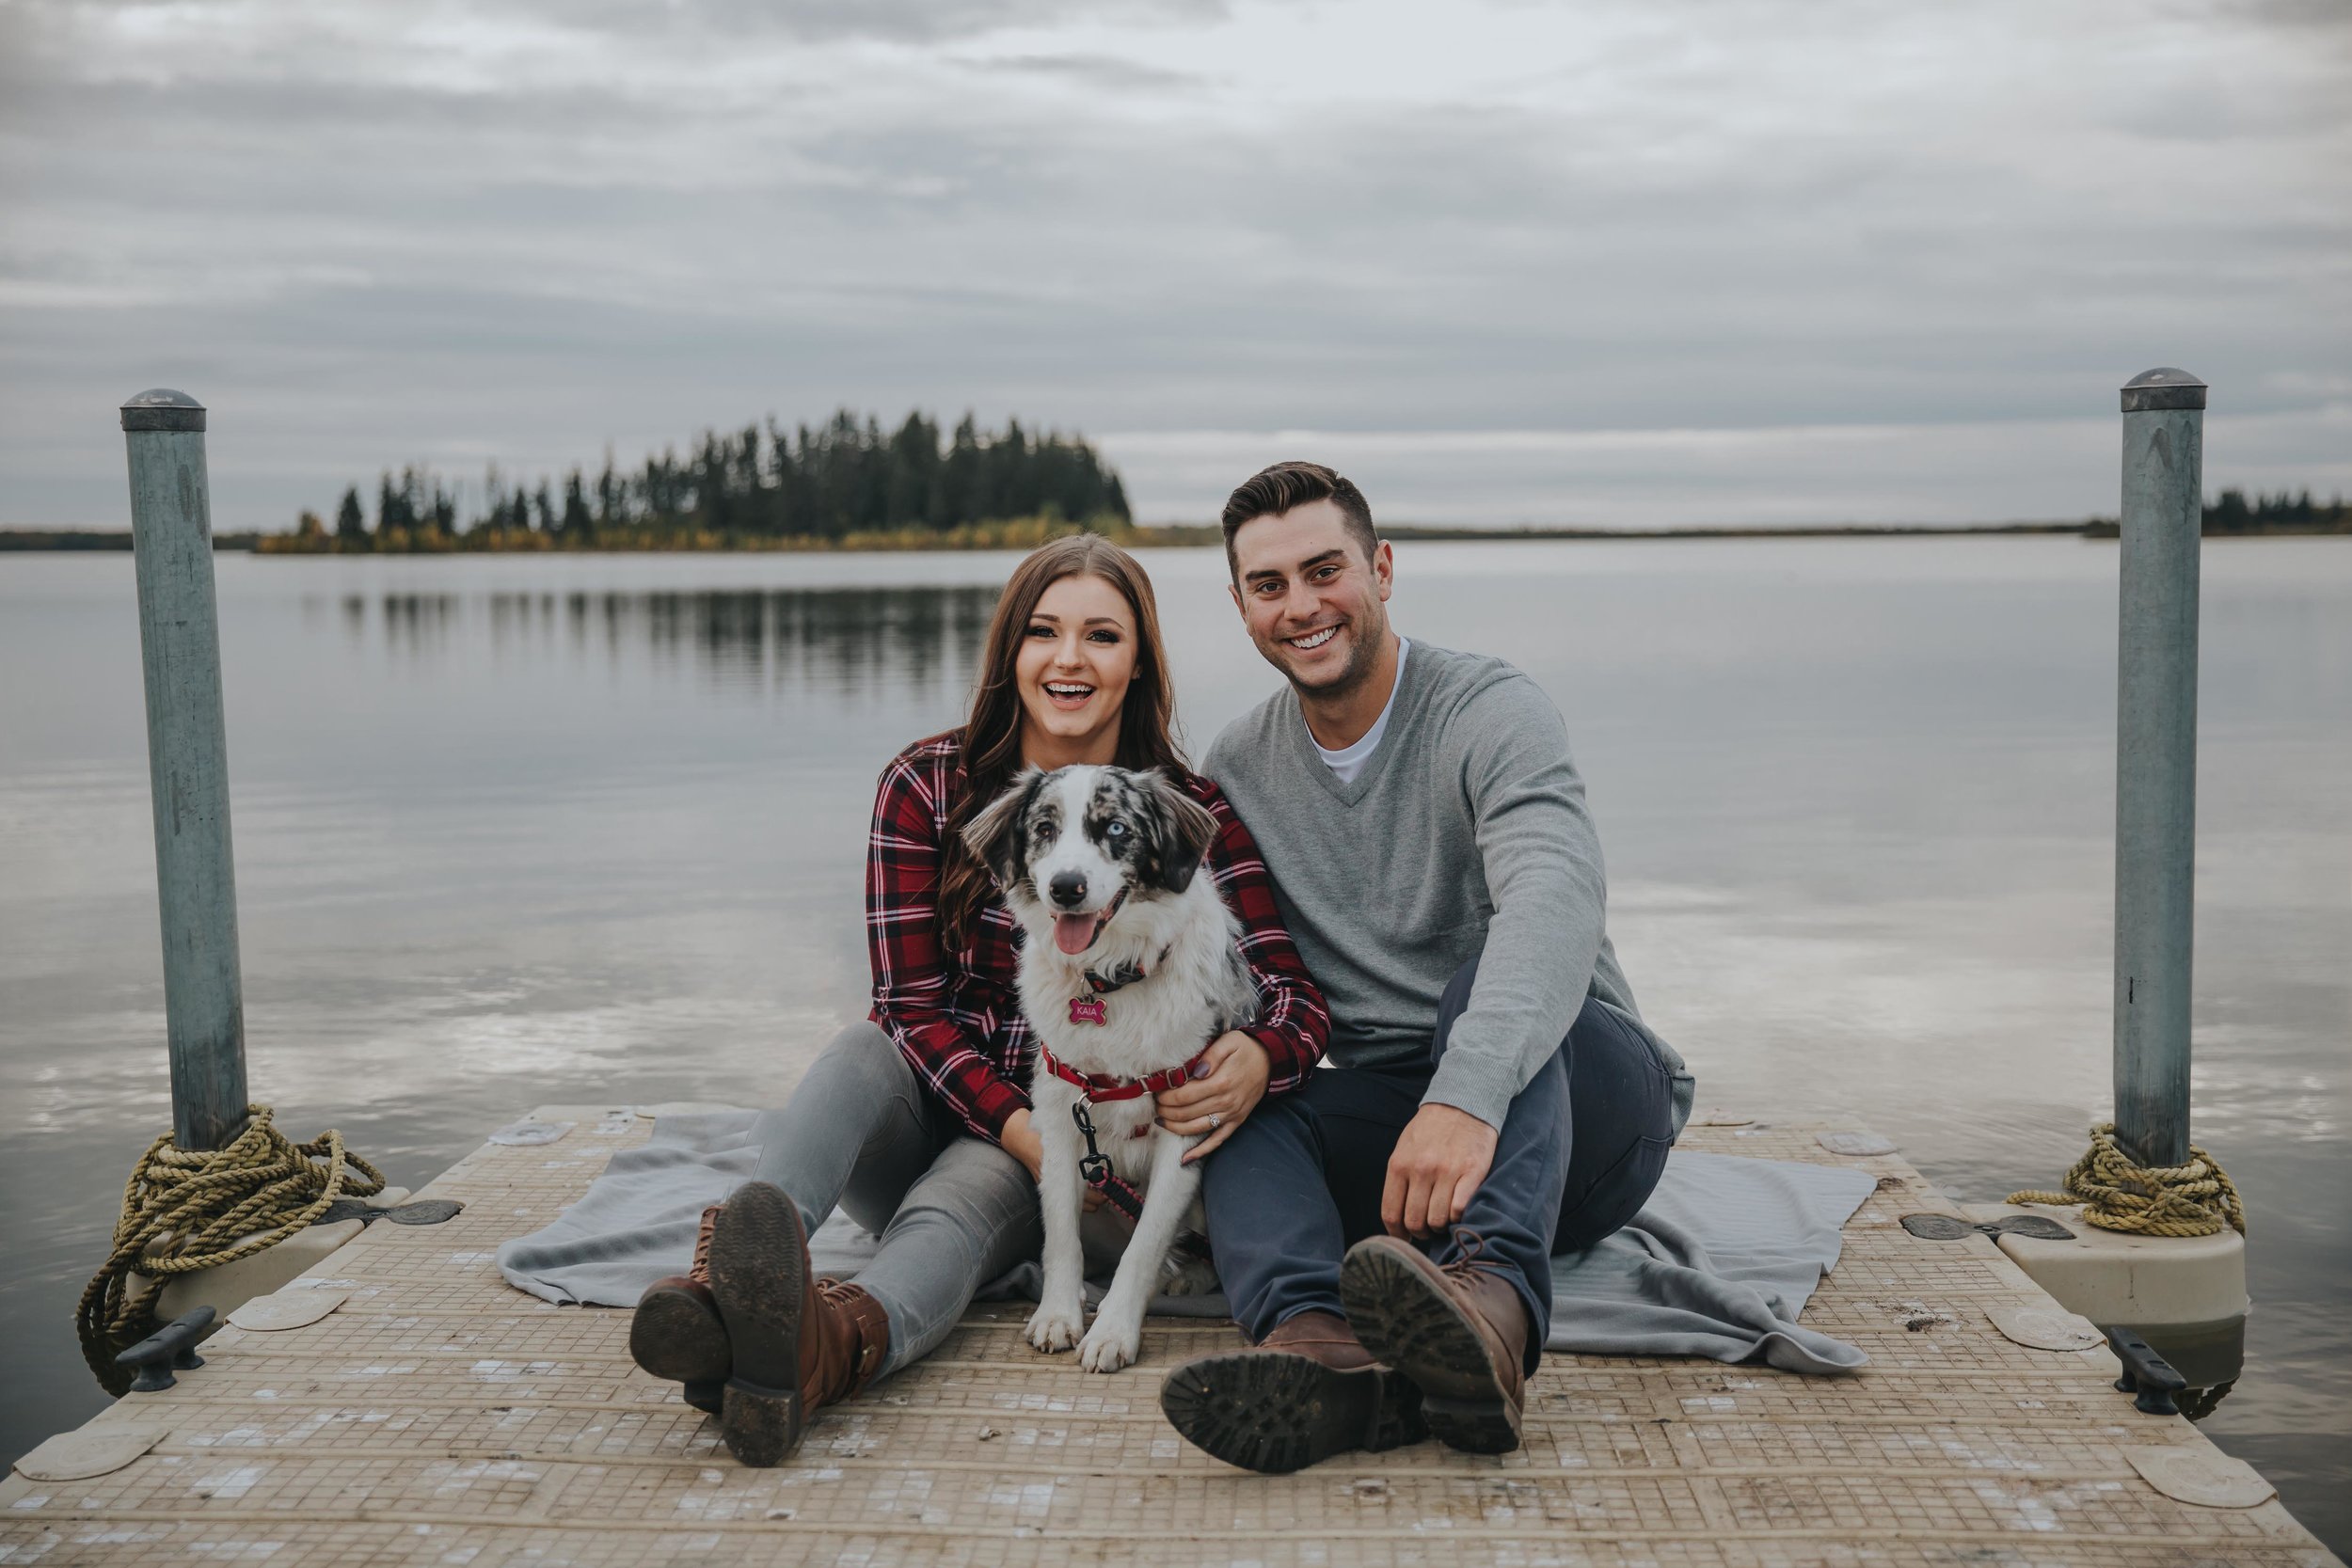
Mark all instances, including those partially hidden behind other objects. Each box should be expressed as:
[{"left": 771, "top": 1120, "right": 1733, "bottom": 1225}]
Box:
[{"left": 1105, "top": 821, "right": 1127, "bottom": 839}]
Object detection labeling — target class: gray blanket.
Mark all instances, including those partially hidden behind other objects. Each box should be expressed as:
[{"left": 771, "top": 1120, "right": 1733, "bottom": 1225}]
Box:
[{"left": 497, "top": 1109, "right": 1872, "bottom": 1375}]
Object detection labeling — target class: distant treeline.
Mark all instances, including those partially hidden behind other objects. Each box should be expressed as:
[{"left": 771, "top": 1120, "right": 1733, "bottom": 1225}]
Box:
[
  {"left": 263, "top": 411, "right": 1131, "bottom": 553},
  {"left": 0, "top": 531, "right": 261, "bottom": 551},
  {"left": 2085, "top": 489, "right": 2351, "bottom": 538},
  {"left": 2203, "top": 488, "right": 2348, "bottom": 533}
]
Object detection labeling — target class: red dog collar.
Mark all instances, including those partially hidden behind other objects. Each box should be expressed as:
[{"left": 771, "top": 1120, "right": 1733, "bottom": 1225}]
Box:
[{"left": 1038, "top": 1044, "right": 1211, "bottom": 1102}]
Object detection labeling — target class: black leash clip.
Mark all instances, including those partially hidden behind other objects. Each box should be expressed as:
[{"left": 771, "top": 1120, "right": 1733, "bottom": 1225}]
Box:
[
  {"left": 1069, "top": 1100, "right": 1145, "bottom": 1222},
  {"left": 1072, "top": 1101, "right": 1112, "bottom": 1187}
]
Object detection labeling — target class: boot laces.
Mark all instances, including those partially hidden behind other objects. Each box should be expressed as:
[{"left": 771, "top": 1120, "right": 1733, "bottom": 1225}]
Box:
[
  {"left": 817, "top": 1277, "right": 886, "bottom": 1380},
  {"left": 687, "top": 1205, "right": 721, "bottom": 1282},
  {"left": 1439, "top": 1227, "right": 1502, "bottom": 1286}
]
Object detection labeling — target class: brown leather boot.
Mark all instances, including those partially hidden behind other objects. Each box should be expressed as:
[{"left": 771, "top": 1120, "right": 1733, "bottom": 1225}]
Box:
[
  {"left": 707, "top": 1180, "right": 892, "bottom": 1466},
  {"left": 1159, "top": 1309, "right": 1428, "bottom": 1473},
  {"left": 629, "top": 1204, "right": 727, "bottom": 1413},
  {"left": 1340, "top": 1232, "right": 1529, "bottom": 1454}
]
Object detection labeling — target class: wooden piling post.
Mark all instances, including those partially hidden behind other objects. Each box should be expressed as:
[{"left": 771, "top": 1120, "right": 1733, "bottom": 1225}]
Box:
[{"left": 120, "top": 388, "right": 249, "bottom": 1151}]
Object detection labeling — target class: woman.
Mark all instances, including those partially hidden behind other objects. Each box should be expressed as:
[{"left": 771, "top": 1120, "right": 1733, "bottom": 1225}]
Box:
[{"left": 628, "top": 533, "right": 1329, "bottom": 1466}]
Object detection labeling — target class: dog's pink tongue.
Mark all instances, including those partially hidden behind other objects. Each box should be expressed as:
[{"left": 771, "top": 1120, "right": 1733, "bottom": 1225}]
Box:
[{"left": 1052, "top": 913, "right": 1098, "bottom": 955}]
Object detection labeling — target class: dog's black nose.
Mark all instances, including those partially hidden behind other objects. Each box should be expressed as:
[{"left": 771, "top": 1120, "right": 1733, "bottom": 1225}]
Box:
[{"left": 1048, "top": 871, "right": 1088, "bottom": 909}]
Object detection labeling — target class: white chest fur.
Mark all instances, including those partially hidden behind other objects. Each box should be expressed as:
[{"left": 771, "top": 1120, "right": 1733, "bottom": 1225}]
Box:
[{"left": 1016, "top": 874, "right": 1253, "bottom": 1107}]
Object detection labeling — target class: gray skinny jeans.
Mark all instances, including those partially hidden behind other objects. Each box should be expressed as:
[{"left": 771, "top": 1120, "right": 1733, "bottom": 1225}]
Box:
[{"left": 750, "top": 1020, "right": 1043, "bottom": 1376}]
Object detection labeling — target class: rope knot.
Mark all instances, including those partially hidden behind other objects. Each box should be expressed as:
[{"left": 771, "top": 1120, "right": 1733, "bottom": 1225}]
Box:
[
  {"left": 76, "top": 1104, "right": 386, "bottom": 1394},
  {"left": 2006, "top": 1121, "right": 2245, "bottom": 1239}
]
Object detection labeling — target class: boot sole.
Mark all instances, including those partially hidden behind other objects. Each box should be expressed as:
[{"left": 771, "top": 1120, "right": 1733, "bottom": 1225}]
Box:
[
  {"left": 1160, "top": 1348, "right": 1426, "bottom": 1474},
  {"left": 707, "top": 1181, "right": 808, "bottom": 1466},
  {"left": 628, "top": 1283, "right": 730, "bottom": 1386},
  {"left": 1342, "top": 1239, "right": 1523, "bottom": 1455}
]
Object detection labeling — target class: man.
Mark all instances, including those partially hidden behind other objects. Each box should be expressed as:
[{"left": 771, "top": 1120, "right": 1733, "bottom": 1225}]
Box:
[{"left": 1156, "top": 461, "right": 1695, "bottom": 1474}]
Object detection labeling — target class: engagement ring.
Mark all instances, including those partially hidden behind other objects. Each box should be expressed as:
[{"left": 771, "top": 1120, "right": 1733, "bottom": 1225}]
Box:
[{"left": 1208, "top": 1114, "right": 1222, "bottom": 1130}]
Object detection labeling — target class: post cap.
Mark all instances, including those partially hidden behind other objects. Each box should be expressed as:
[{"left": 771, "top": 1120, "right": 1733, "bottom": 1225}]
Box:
[
  {"left": 120, "top": 388, "right": 206, "bottom": 433},
  {"left": 2121, "top": 368, "right": 2206, "bottom": 414}
]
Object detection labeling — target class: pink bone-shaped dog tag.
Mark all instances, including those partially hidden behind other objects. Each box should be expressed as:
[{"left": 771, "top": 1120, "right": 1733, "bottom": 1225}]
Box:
[{"left": 1068, "top": 996, "right": 1107, "bottom": 1026}]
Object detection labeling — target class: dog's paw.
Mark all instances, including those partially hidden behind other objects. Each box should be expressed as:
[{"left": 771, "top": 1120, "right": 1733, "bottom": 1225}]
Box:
[
  {"left": 1025, "top": 1303, "right": 1085, "bottom": 1354},
  {"left": 1076, "top": 1320, "right": 1141, "bottom": 1373}
]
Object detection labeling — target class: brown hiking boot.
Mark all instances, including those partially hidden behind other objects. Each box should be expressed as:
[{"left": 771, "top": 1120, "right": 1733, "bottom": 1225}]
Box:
[
  {"left": 629, "top": 1204, "right": 727, "bottom": 1413},
  {"left": 1159, "top": 1309, "right": 1428, "bottom": 1473},
  {"left": 707, "top": 1180, "right": 892, "bottom": 1466},
  {"left": 1341, "top": 1232, "right": 1529, "bottom": 1454}
]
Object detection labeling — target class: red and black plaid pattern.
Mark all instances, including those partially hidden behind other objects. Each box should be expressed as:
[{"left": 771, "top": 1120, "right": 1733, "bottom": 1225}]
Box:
[{"left": 866, "top": 731, "right": 1330, "bottom": 1144}]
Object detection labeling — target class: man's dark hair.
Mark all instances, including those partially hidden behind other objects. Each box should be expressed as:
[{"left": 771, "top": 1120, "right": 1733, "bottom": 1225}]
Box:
[{"left": 1219, "top": 461, "right": 1377, "bottom": 577}]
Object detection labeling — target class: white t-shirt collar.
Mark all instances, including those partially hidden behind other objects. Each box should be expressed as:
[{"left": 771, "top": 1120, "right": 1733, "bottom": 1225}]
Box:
[{"left": 1311, "top": 637, "right": 1409, "bottom": 785}]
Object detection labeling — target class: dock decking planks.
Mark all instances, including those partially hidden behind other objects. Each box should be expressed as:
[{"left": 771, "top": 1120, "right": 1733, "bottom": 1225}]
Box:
[{"left": 4, "top": 1105, "right": 2338, "bottom": 1567}]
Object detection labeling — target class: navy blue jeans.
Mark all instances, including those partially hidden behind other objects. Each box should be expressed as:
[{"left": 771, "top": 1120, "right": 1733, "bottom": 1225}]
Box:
[{"left": 1201, "top": 958, "right": 1677, "bottom": 1371}]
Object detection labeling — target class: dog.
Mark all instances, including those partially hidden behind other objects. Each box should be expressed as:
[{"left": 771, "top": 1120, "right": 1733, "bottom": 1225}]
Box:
[{"left": 963, "top": 764, "right": 1256, "bottom": 1372}]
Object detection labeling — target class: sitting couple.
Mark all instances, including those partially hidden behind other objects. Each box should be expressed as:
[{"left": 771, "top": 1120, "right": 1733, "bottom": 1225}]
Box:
[{"left": 628, "top": 461, "right": 1695, "bottom": 1473}]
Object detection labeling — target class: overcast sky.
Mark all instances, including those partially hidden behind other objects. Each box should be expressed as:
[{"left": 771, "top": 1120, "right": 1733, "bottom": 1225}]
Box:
[{"left": 2, "top": 0, "right": 2345, "bottom": 531}]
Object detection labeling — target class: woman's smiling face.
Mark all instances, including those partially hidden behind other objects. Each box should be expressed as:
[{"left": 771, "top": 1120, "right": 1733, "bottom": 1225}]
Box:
[{"left": 1015, "top": 571, "right": 1139, "bottom": 767}]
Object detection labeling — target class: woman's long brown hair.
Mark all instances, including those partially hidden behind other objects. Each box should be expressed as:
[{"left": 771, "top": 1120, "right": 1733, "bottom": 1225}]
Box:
[{"left": 937, "top": 534, "right": 1186, "bottom": 947}]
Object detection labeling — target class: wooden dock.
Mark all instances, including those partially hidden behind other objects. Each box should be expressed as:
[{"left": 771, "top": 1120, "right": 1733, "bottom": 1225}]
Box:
[{"left": 5, "top": 1106, "right": 2337, "bottom": 1567}]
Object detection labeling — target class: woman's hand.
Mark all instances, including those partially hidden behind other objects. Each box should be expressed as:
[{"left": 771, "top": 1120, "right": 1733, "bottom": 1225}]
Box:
[
  {"left": 1003, "top": 1105, "right": 1106, "bottom": 1212},
  {"left": 1156, "top": 1031, "right": 1271, "bottom": 1164},
  {"left": 1000, "top": 1107, "right": 1044, "bottom": 1181}
]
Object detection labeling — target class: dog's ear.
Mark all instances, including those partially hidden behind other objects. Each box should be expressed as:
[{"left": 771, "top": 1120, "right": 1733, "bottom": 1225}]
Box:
[
  {"left": 961, "top": 768, "right": 1043, "bottom": 891},
  {"left": 1136, "top": 769, "right": 1219, "bottom": 895}
]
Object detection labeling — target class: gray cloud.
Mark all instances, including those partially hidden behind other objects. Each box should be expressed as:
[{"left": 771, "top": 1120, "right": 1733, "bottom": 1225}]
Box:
[
  {"left": 2, "top": 0, "right": 2345, "bottom": 530},
  {"left": 969, "top": 53, "right": 1206, "bottom": 89}
]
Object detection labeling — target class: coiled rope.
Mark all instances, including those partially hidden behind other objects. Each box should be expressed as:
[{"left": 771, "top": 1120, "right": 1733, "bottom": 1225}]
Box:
[
  {"left": 2007, "top": 1121, "right": 2245, "bottom": 1238},
  {"left": 75, "top": 1104, "right": 385, "bottom": 1394}
]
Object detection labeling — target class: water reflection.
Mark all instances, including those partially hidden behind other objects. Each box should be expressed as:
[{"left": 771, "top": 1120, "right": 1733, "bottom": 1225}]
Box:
[
  {"left": 2179, "top": 1382, "right": 2237, "bottom": 1421},
  {"left": 338, "top": 584, "right": 1003, "bottom": 698}
]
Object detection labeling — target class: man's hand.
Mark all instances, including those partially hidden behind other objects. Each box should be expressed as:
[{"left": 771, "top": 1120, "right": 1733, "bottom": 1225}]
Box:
[
  {"left": 1154, "top": 1031, "right": 1271, "bottom": 1164},
  {"left": 1382, "top": 1103, "right": 1499, "bottom": 1240}
]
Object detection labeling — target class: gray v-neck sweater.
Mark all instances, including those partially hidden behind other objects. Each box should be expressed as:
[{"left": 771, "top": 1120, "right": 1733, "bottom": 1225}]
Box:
[{"left": 1205, "top": 640, "right": 1692, "bottom": 1132}]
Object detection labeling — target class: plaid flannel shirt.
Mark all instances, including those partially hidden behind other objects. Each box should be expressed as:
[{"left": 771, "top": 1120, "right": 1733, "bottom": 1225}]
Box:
[{"left": 866, "top": 732, "right": 1330, "bottom": 1144}]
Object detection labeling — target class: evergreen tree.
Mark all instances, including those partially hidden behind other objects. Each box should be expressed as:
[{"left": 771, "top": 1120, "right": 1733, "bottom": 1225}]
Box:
[
  {"left": 2207, "top": 489, "right": 2251, "bottom": 533},
  {"left": 335, "top": 486, "right": 367, "bottom": 551},
  {"left": 941, "top": 415, "right": 982, "bottom": 529},
  {"left": 429, "top": 481, "right": 457, "bottom": 541},
  {"left": 885, "top": 413, "right": 937, "bottom": 527},
  {"left": 562, "top": 470, "right": 592, "bottom": 540},
  {"left": 596, "top": 452, "right": 621, "bottom": 534},
  {"left": 762, "top": 420, "right": 796, "bottom": 537}
]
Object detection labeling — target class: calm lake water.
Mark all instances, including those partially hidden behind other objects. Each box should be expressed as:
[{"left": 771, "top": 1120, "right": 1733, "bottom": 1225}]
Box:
[{"left": 3, "top": 539, "right": 2346, "bottom": 1545}]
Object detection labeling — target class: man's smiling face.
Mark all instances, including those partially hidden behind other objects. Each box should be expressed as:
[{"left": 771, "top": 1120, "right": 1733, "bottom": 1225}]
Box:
[{"left": 1227, "top": 499, "right": 1394, "bottom": 698}]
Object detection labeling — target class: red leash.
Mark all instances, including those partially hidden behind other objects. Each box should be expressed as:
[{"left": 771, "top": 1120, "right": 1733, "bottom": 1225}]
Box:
[
  {"left": 1041, "top": 1045, "right": 1210, "bottom": 1225},
  {"left": 1069, "top": 1101, "right": 1147, "bottom": 1223}
]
